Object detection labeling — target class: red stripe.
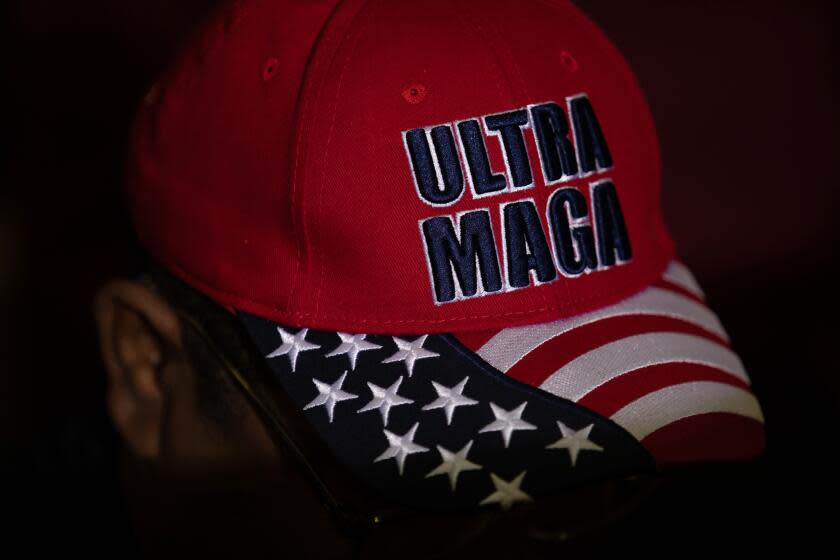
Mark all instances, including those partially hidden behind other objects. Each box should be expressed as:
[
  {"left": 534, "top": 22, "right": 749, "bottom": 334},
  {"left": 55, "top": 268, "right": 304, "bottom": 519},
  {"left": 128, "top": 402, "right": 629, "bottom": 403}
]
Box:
[
  {"left": 454, "top": 328, "right": 500, "bottom": 352},
  {"left": 457, "top": 279, "right": 707, "bottom": 353},
  {"left": 505, "top": 314, "right": 730, "bottom": 387},
  {"left": 576, "top": 362, "right": 752, "bottom": 416},
  {"left": 654, "top": 278, "right": 706, "bottom": 304},
  {"left": 640, "top": 412, "right": 766, "bottom": 466}
]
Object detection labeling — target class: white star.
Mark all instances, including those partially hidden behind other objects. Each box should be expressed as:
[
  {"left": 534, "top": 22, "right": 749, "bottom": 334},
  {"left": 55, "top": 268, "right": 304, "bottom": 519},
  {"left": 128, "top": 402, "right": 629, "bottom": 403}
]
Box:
[
  {"left": 325, "top": 332, "right": 382, "bottom": 370},
  {"left": 381, "top": 335, "right": 439, "bottom": 377},
  {"left": 374, "top": 421, "right": 429, "bottom": 475},
  {"left": 422, "top": 377, "right": 479, "bottom": 425},
  {"left": 302, "top": 371, "right": 358, "bottom": 423},
  {"left": 546, "top": 421, "right": 604, "bottom": 466},
  {"left": 478, "top": 401, "right": 537, "bottom": 448},
  {"left": 265, "top": 327, "right": 321, "bottom": 372},
  {"left": 356, "top": 377, "right": 414, "bottom": 426},
  {"left": 479, "top": 471, "right": 533, "bottom": 511},
  {"left": 425, "top": 440, "right": 482, "bottom": 491}
]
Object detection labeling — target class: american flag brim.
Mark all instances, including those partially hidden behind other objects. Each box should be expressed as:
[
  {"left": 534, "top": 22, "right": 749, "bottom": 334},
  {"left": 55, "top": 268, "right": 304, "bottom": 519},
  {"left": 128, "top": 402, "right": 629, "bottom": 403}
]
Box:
[
  {"left": 236, "top": 260, "right": 766, "bottom": 511},
  {"left": 454, "top": 260, "right": 766, "bottom": 468}
]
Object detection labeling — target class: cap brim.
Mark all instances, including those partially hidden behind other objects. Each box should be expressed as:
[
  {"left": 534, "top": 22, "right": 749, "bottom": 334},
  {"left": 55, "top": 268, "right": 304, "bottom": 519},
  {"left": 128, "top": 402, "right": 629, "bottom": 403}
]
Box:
[
  {"left": 236, "top": 260, "right": 766, "bottom": 511},
  {"left": 454, "top": 260, "right": 766, "bottom": 464}
]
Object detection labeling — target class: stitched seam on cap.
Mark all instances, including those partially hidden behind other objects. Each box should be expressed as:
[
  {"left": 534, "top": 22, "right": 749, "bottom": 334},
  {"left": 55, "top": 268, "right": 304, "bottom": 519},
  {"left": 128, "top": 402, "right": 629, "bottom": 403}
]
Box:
[
  {"left": 456, "top": 0, "right": 552, "bottom": 309},
  {"left": 289, "top": 0, "right": 358, "bottom": 313},
  {"left": 313, "top": 0, "right": 382, "bottom": 321},
  {"left": 541, "top": 0, "right": 669, "bottom": 258},
  {"left": 445, "top": 0, "right": 555, "bottom": 310}
]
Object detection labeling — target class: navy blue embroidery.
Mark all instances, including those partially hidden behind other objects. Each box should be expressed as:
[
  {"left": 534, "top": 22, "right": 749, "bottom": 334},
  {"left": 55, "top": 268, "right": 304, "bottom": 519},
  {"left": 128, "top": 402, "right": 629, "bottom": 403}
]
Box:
[
  {"left": 405, "top": 126, "right": 464, "bottom": 205},
  {"left": 484, "top": 109, "right": 533, "bottom": 189},
  {"left": 591, "top": 180, "right": 632, "bottom": 266},
  {"left": 569, "top": 95, "right": 612, "bottom": 174},
  {"left": 457, "top": 119, "right": 507, "bottom": 196},
  {"left": 421, "top": 211, "right": 503, "bottom": 303},
  {"left": 503, "top": 201, "right": 557, "bottom": 287},
  {"left": 547, "top": 187, "right": 598, "bottom": 275},
  {"left": 404, "top": 94, "right": 632, "bottom": 304},
  {"left": 530, "top": 102, "right": 578, "bottom": 182}
]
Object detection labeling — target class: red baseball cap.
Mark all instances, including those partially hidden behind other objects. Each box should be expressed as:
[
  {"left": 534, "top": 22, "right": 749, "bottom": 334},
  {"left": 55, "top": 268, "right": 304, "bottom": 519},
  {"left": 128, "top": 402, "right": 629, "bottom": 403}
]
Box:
[{"left": 126, "top": 0, "right": 766, "bottom": 511}]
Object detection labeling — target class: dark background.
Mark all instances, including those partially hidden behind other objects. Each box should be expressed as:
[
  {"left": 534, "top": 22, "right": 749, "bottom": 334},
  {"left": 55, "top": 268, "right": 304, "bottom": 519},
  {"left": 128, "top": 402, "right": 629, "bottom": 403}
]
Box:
[{"left": 1, "top": 0, "right": 835, "bottom": 555}]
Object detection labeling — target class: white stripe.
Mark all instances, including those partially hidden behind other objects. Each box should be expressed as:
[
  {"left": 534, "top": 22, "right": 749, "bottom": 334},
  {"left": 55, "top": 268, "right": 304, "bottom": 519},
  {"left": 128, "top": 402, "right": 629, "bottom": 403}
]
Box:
[
  {"left": 663, "top": 261, "right": 705, "bottom": 299},
  {"left": 476, "top": 288, "right": 729, "bottom": 371},
  {"left": 609, "top": 381, "right": 765, "bottom": 441},
  {"left": 538, "top": 332, "right": 749, "bottom": 402}
]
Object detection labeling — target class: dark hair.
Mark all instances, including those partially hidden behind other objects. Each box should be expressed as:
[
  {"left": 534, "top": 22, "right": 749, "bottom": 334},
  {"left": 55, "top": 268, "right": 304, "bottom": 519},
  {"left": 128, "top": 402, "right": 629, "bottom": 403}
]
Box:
[
  {"left": 138, "top": 260, "right": 253, "bottom": 434},
  {"left": 180, "top": 311, "right": 245, "bottom": 432}
]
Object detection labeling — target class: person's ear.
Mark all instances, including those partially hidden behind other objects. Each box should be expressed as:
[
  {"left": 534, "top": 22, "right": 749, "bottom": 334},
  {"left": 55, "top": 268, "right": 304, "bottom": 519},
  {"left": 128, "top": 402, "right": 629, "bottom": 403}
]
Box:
[{"left": 93, "top": 280, "right": 184, "bottom": 460}]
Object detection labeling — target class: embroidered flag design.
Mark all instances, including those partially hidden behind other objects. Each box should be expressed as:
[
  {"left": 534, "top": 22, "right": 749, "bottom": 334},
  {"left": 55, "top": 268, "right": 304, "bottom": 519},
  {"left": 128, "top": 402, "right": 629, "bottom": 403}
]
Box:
[{"left": 239, "top": 260, "right": 765, "bottom": 511}]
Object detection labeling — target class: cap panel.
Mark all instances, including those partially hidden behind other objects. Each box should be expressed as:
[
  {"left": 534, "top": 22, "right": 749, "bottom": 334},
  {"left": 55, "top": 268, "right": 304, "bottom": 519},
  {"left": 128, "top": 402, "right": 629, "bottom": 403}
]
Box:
[
  {"left": 292, "top": 0, "right": 544, "bottom": 321},
  {"left": 128, "top": 0, "right": 676, "bottom": 334},
  {"left": 128, "top": 0, "right": 341, "bottom": 312},
  {"left": 556, "top": 0, "right": 676, "bottom": 262},
  {"left": 291, "top": 0, "right": 674, "bottom": 332}
]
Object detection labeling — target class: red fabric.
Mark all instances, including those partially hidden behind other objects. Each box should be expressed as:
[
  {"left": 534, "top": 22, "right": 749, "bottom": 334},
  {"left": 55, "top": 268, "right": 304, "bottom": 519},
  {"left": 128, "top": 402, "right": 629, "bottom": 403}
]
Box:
[
  {"left": 641, "top": 413, "right": 767, "bottom": 466},
  {"left": 451, "top": 281, "right": 766, "bottom": 466},
  {"left": 653, "top": 277, "right": 706, "bottom": 304},
  {"left": 577, "top": 362, "right": 752, "bottom": 417},
  {"left": 455, "top": 328, "right": 500, "bottom": 353},
  {"left": 500, "top": 314, "right": 729, "bottom": 388},
  {"left": 128, "top": 0, "right": 674, "bottom": 334}
]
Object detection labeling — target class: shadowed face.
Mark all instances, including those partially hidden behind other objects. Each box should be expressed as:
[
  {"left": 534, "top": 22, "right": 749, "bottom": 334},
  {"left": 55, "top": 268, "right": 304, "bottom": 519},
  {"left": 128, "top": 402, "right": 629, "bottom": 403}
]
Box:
[
  {"left": 93, "top": 276, "right": 647, "bottom": 559},
  {"left": 93, "top": 279, "right": 357, "bottom": 556}
]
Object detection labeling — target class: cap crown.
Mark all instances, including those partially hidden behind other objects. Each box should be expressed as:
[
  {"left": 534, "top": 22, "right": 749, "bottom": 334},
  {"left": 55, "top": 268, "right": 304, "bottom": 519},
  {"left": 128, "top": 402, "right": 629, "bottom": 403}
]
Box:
[{"left": 129, "top": 0, "right": 675, "bottom": 333}]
